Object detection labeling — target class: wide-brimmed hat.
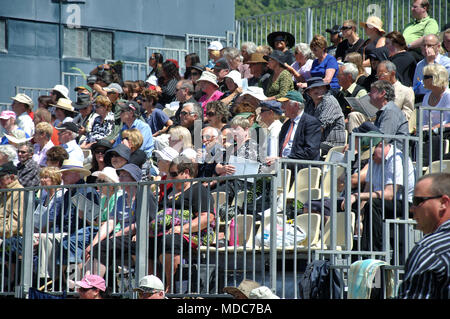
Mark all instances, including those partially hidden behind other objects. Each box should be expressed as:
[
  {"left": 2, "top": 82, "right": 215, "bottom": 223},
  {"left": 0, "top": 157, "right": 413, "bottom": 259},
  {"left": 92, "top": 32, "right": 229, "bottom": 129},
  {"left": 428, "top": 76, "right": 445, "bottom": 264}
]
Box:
[
  {"left": 52, "top": 84, "right": 70, "bottom": 99},
  {"left": 240, "top": 86, "right": 267, "bottom": 101},
  {"left": 117, "top": 163, "right": 142, "bottom": 182},
  {"left": 52, "top": 98, "right": 75, "bottom": 112},
  {"left": 58, "top": 159, "right": 91, "bottom": 176},
  {"left": 225, "top": 70, "right": 242, "bottom": 88},
  {"left": 197, "top": 71, "right": 218, "bottom": 87},
  {"left": 92, "top": 166, "right": 119, "bottom": 184},
  {"left": 207, "top": 41, "right": 223, "bottom": 51},
  {"left": 91, "top": 139, "right": 113, "bottom": 153},
  {"left": 263, "top": 50, "right": 287, "bottom": 66},
  {"left": 55, "top": 121, "right": 80, "bottom": 133},
  {"left": 4, "top": 131, "right": 32, "bottom": 145},
  {"left": 246, "top": 53, "right": 268, "bottom": 64},
  {"left": 305, "top": 77, "right": 330, "bottom": 91},
  {"left": 72, "top": 95, "right": 92, "bottom": 110},
  {"left": 359, "top": 16, "right": 385, "bottom": 34},
  {"left": 75, "top": 274, "right": 106, "bottom": 292},
  {"left": 223, "top": 280, "right": 262, "bottom": 299},
  {"left": 11, "top": 93, "right": 34, "bottom": 108},
  {"left": 105, "top": 144, "right": 131, "bottom": 162},
  {"left": 267, "top": 31, "right": 295, "bottom": 49},
  {"left": 0, "top": 161, "right": 18, "bottom": 176}
]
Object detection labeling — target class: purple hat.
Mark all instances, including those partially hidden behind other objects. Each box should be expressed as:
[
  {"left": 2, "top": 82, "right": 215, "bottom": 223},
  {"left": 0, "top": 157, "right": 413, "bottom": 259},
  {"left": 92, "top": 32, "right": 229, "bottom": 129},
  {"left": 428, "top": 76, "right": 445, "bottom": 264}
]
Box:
[{"left": 75, "top": 274, "right": 106, "bottom": 292}]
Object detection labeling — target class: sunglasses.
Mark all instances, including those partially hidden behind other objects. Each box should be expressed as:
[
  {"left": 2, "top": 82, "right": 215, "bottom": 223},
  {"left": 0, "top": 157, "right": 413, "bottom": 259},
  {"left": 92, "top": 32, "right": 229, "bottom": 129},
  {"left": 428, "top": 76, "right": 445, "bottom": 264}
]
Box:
[
  {"left": 191, "top": 72, "right": 200, "bottom": 76},
  {"left": 180, "top": 111, "right": 195, "bottom": 116},
  {"left": 341, "top": 26, "right": 353, "bottom": 30},
  {"left": 206, "top": 112, "right": 216, "bottom": 117},
  {"left": 412, "top": 195, "right": 442, "bottom": 207},
  {"left": 138, "top": 290, "right": 158, "bottom": 297},
  {"left": 94, "top": 149, "right": 106, "bottom": 155},
  {"left": 169, "top": 171, "right": 178, "bottom": 178},
  {"left": 259, "top": 108, "right": 271, "bottom": 113},
  {"left": 423, "top": 74, "right": 433, "bottom": 80}
]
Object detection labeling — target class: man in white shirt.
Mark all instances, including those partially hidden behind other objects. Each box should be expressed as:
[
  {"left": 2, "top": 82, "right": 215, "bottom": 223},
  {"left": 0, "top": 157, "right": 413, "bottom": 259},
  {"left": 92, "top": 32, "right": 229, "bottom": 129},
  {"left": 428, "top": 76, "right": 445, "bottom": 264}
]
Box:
[
  {"left": 55, "top": 122, "right": 84, "bottom": 163},
  {"left": 11, "top": 93, "right": 35, "bottom": 137},
  {"left": 258, "top": 100, "right": 283, "bottom": 159}
]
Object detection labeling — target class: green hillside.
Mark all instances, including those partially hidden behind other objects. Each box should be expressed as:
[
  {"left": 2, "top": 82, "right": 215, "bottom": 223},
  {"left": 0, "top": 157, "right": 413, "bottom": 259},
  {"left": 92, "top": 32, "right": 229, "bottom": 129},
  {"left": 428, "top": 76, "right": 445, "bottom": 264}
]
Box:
[{"left": 235, "top": 0, "right": 327, "bottom": 19}]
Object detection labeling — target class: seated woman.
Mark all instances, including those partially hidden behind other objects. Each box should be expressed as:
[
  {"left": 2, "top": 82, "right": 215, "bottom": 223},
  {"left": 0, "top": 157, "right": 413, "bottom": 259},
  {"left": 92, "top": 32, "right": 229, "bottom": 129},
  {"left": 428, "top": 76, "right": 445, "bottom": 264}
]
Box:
[
  {"left": 205, "top": 101, "right": 231, "bottom": 133},
  {"left": 81, "top": 96, "right": 115, "bottom": 149},
  {"left": 220, "top": 70, "right": 243, "bottom": 107},
  {"left": 343, "top": 52, "right": 368, "bottom": 87},
  {"left": 309, "top": 34, "right": 340, "bottom": 94},
  {"left": 86, "top": 139, "right": 113, "bottom": 184},
  {"left": 263, "top": 51, "right": 294, "bottom": 100},
  {"left": 141, "top": 89, "right": 172, "bottom": 137},
  {"left": 149, "top": 160, "right": 215, "bottom": 291},
  {"left": 168, "top": 126, "right": 193, "bottom": 153},
  {"left": 284, "top": 42, "right": 315, "bottom": 89},
  {"left": 121, "top": 128, "right": 147, "bottom": 169}
]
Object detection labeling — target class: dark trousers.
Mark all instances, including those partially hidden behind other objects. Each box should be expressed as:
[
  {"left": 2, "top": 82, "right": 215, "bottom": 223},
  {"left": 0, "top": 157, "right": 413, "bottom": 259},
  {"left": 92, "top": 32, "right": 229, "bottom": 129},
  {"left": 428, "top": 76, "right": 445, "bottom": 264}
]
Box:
[{"left": 361, "top": 198, "right": 411, "bottom": 255}]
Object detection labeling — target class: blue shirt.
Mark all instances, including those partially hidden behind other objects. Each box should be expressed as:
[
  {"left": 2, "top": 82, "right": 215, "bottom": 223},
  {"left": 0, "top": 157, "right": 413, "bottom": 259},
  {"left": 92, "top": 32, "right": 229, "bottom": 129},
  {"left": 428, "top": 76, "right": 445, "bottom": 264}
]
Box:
[
  {"left": 413, "top": 54, "right": 450, "bottom": 95},
  {"left": 114, "top": 118, "right": 154, "bottom": 159},
  {"left": 145, "top": 108, "right": 169, "bottom": 134},
  {"left": 310, "top": 54, "right": 340, "bottom": 89}
]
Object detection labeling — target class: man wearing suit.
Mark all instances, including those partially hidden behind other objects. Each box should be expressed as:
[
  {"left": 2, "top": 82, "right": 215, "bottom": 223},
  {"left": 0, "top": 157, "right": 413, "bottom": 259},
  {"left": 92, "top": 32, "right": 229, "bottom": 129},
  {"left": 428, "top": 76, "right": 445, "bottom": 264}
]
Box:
[{"left": 265, "top": 90, "right": 321, "bottom": 169}]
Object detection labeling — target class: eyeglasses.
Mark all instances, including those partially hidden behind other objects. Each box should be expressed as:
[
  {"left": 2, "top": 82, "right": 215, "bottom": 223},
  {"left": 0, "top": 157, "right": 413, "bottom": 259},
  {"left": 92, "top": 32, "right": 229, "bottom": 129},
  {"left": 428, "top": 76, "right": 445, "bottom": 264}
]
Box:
[
  {"left": 206, "top": 112, "right": 216, "bottom": 117},
  {"left": 411, "top": 195, "right": 442, "bottom": 208},
  {"left": 423, "top": 43, "right": 438, "bottom": 48},
  {"left": 202, "top": 134, "right": 213, "bottom": 140},
  {"left": 423, "top": 74, "right": 433, "bottom": 80},
  {"left": 180, "top": 111, "right": 195, "bottom": 116},
  {"left": 169, "top": 171, "right": 178, "bottom": 178},
  {"left": 17, "top": 150, "right": 28, "bottom": 154}
]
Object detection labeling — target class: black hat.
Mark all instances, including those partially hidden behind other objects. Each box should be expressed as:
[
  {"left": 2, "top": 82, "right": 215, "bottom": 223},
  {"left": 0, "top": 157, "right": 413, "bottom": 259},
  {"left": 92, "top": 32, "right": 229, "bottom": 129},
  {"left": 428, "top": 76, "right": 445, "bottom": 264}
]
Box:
[
  {"left": 191, "top": 63, "right": 206, "bottom": 72},
  {"left": 105, "top": 144, "right": 131, "bottom": 162},
  {"left": 263, "top": 50, "right": 287, "bottom": 66},
  {"left": 55, "top": 121, "right": 80, "bottom": 133},
  {"left": 213, "top": 58, "right": 230, "bottom": 70},
  {"left": 91, "top": 139, "right": 113, "bottom": 152},
  {"left": 267, "top": 31, "right": 295, "bottom": 49},
  {"left": 129, "top": 149, "right": 147, "bottom": 168},
  {"left": 305, "top": 77, "right": 330, "bottom": 90},
  {"left": 0, "top": 161, "right": 17, "bottom": 176},
  {"left": 72, "top": 95, "right": 92, "bottom": 110},
  {"left": 326, "top": 25, "right": 342, "bottom": 34}
]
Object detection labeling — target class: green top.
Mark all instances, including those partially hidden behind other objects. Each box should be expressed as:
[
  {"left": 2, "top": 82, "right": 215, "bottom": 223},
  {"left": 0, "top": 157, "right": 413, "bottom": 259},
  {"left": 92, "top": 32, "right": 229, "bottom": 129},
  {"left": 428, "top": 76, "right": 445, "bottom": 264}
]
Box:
[
  {"left": 403, "top": 16, "right": 439, "bottom": 44},
  {"left": 99, "top": 189, "right": 123, "bottom": 233},
  {"left": 265, "top": 69, "right": 295, "bottom": 99}
]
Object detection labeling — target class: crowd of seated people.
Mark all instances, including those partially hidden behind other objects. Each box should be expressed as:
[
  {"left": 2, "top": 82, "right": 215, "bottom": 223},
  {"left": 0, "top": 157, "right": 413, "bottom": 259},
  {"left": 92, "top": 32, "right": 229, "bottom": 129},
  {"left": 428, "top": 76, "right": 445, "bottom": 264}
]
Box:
[{"left": 0, "top": 1, "right": 449, "bottom": 292}]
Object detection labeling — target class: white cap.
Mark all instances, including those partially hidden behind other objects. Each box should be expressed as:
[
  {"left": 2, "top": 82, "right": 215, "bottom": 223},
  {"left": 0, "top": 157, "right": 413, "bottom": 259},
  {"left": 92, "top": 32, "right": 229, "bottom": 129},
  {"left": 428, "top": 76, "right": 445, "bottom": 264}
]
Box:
[
  {"left": 155, "top": 147, "right": 179, "bottom": 162},
  {"left": 249, "top": 286, "right": 280, "bottom": 299},
  {"left": 225, "top": 70, "right": 243, "bottom": 88},
  {"left": 134, "top": 275, "right": 165, "bottom": 292},
  {"left": 179, "top": 148, "right": 197, "bottom": 163},
  {"left": 103, "top": 83, "right": 123, "bottom": 94},
  {"left": 145, "top": 75, "right": 158, "bottom": 86},
  {"left": 208, "top": 40, "right": 223, "bottom": 51},
  {"left": 52, "top": 84, "right": 70, "bottom": 99}
]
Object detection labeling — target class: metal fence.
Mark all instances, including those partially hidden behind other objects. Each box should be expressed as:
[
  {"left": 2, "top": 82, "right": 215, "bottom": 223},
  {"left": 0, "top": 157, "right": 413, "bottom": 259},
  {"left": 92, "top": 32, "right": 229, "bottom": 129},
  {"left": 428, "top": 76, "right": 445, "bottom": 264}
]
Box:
[
  {"left": 105, "top": 59, "right": 148, "bottom": 83},
  {"left": 15, "top": 86, "right": 53, "bottom": 111},
  {"left": 236, "top": 0, "right": 449, "bottom": 46}
]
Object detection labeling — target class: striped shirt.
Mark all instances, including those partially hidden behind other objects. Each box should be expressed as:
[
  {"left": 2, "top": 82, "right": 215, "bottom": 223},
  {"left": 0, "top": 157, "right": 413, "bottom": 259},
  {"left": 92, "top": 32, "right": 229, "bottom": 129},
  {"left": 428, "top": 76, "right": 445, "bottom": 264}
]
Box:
[{"left": 397, "top": 219, "right": 450, "bottom": 299}]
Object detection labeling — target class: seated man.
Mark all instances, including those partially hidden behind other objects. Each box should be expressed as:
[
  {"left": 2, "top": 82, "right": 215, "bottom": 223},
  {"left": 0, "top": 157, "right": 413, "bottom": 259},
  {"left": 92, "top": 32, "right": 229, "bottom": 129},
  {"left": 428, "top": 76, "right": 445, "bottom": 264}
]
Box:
[
  {"left": 16, "top": 141, "right": 41, "bottom": 187},
  {"left": 336, "top": 62, "right": 368, "bottom": 119},
  {"left": 55, "top": 122, "right": 85, "bottom": 163}
]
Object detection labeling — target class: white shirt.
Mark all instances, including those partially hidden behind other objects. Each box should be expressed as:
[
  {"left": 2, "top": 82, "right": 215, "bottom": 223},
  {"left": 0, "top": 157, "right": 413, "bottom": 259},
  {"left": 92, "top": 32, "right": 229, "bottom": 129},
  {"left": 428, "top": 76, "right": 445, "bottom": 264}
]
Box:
[
  {"left": 63, "top": 139, "right": 84, "bottom": 163},
  {"left": 281, "top": 112, "right": 303, "bottom": 158},
  {"left": 266, "top": 120, "right": 283, "bottom": 157},
  {"left": 17, "top": 112, "right": 35, "bottom": 137}
]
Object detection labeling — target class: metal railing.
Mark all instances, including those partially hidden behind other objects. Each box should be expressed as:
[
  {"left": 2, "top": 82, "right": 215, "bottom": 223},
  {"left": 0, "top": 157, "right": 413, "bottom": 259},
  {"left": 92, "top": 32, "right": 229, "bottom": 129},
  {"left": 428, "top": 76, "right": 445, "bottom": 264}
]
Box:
[{"left": 236, "top": 0, "right": 449, "bottom": 46}]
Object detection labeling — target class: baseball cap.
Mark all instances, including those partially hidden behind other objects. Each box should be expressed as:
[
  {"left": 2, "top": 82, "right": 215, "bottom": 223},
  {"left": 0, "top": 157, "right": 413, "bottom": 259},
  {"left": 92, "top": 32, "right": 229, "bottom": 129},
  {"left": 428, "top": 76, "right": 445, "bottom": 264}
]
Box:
[
  {"left": 119, "top": 100, "right": 140, "bottom": 115},
  {"left": 277, "top": 90, "right": 305, "bottom": 103},
  {"left": 117, "top": 163, "right": 142, "bottom": 182},
  {"left": 74, "top": 85, "right": 93, "bottom": 93},
  {"left": 259, "top": 100, "right": 283, "bottom": 115},
  {"left": 103, "top": 83, "right": 123, "bottom": 94},
  {"left": 134, "top": 275, "right": 165, "bottom": 292},
  {"left": 75, "top": 274, "right": 106, "bottom": 292},
  {"left": 0, "top": 110, "right": 16, "bottom": 120},
  {"left": 0, "top": 161, "right": 18, "bottom": 176},
  {"left": 213, "top": 57, "right": 230, "bottom": 70},
  {"left": 55, "top": 122, "right": 80, "bottom": 133},
  {"left": 155, "top": 147, "right": 179, "bottom": 162},
  {"left": 326, "top": 25, "right": 342, "bottom": 34},
  {"left": 208, "top": 41, "right": 223, "bottom": 51}
]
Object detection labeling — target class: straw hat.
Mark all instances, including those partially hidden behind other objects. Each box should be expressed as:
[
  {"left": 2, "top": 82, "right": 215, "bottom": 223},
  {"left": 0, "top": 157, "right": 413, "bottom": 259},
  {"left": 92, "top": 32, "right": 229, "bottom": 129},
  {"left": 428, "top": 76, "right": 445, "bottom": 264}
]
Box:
[
  {"left": 11, "top": 93, "right": 33, "bottom": 108},
  {"left": 52, "top": 98, "right": 75, "bottom": 112},
  {"left": 58, "top": 159, "right": 91, "bottom": 176},
  {"left": 359, "top": 16, "right": 385, "bottom": 34},
  {"left": 246, "top": 53, "right": 268, "bottom": 64},
  {"left": 223, "top": 280, "right": 262, "bottom": 299}
]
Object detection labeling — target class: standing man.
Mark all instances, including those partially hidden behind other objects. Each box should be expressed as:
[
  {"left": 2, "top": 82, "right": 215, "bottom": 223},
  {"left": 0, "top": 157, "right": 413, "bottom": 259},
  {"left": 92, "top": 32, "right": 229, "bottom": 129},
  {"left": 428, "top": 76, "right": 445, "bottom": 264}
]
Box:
[
  {"left": 403, "top": 0, "right": 440, "bottom": 61},
  {"left": 11, "top": 93, "right": 35, "bottom": 137},
  {"left": 325, "top": 25, "right": 343, "bottom": 57},
  {"left": 398, "top": 173, "right": 450, "bottom": 299}
]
